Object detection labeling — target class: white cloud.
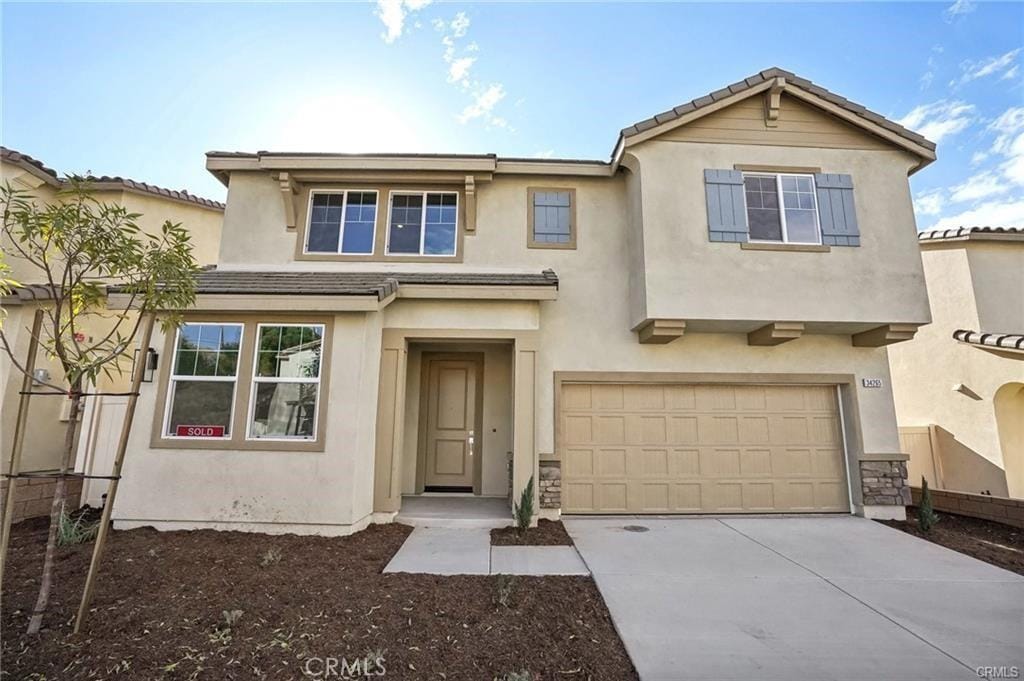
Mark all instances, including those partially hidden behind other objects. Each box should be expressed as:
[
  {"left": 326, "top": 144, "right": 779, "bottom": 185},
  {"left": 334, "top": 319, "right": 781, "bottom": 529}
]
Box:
[
  {"left": 943, "top": 0, "right": 976, "bottom": 23},
  {"left": 989, "top": 107, "right": 1024, "bottom": 186},
  {"left": 458, "top": 84, "right": 506, "bottom": 124},
  {"left": 914, "top": 190, "right": 946, "bottom": 217},
  {"left": 949, "top": 171, "right": 1010, "bottom": 203},
  {"left": 1002, "top": 64, "right": 1020, "bottom": 81},
  {"left": 971, "top": 151, "right": 989, "bottom": 166},
  {"left": 447, "top": 56, "right": 476, "bottom": 86},
  {"left": 534, "top": 149, "right": 555, "bottom": 159},
  {"left": 929, "top": 199, "right": 1024, "bottom": 230},
  {"left": 958, "top": 48, "right": 1021, "bottom": 85},
  {"left": 450, "top": 12, "right": 470, "bottom": 38},
  {"left": 375, "top": 0, "right": 432, "bottom": 43},
  {"left": 897, "top": 100, "right": 975, "bottom": 143}
]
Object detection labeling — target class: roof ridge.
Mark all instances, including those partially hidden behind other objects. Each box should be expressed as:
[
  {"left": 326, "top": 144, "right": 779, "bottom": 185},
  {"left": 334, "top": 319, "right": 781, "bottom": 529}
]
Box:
[
  {"left": 2, "top": 145, "right": 224, "bottom": 210},
  {"left": 618, "top": 66, "right": 936, "bottom": 153}
]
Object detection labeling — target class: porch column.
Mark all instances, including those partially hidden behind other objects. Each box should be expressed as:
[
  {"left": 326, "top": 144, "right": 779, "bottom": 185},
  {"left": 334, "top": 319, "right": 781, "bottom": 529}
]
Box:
[
  {"left": 373, "top": 332, "right": 407, "bottom": 514},
  {"left": 512, "top": 334, "right": 539, "bottom": 515}
]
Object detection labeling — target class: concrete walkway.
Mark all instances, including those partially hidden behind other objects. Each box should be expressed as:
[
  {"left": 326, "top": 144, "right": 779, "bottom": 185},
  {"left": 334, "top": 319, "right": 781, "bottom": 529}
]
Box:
[
  {"left": 383, "top": 526, "right": 589, "bottom": 576},
  {"left": 565, "top": 516, "right": 1024, "bottom": 681}
]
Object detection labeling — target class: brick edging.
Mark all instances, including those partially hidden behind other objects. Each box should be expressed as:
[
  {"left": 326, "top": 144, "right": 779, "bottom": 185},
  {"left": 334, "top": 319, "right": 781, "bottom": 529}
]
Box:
[
  {"left": 911, "top": 486, "right": 1024, "bottom": 529},
  {"left": 0, "top": 477, "right": 84, "bottom": 524}
]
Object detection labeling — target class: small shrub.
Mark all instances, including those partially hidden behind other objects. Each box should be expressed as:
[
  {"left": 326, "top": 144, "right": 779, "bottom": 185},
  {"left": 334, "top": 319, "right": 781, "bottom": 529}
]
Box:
[
  {"left": 500, "top": 672, "right": 532, "bottom": 681},
  {"left": 514, "top": 476, "right": 535, "bottom": 535},
  {"left": 221, "top": 609, "right": 244, "bottom": 628},
  {"left": 260, "top": 547, "right": 282, "bottom": 566},
  {"left": 918, "top": 477, "right": 940, "bottom": 533},
  {"left": 57, "top": 505, "right": 99, "bottom": 547},
  {"left": 496, "top": 574, "right": 516, "bottom": 608}
]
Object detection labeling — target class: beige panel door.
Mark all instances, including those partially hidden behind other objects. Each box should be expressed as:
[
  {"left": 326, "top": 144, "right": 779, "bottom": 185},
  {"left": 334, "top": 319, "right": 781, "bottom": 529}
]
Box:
[
  {"left": 424, "top": 359, "right": 477, "bottom": 490},
  {"left": 561, "top": 383, "right": 849, "bottom": 514}
]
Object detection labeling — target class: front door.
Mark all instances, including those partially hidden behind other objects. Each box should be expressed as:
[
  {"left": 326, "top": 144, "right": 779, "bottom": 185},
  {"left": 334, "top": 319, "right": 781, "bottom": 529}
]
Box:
[{"left": 423, "top": 357, "right": 478, "bottom": 492}]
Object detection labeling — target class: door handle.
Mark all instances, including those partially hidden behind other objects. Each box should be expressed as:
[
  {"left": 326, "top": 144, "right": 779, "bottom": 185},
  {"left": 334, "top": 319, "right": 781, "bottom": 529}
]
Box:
[{"left": 468, "top": 430, "right": 475, "bottom": 457}]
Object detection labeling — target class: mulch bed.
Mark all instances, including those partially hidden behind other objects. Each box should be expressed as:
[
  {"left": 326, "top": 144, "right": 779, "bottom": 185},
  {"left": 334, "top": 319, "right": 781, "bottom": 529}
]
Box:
[
  {"left": 1, "top": 517, "right": 635, "bottom": 681},
  {"left": 880, "top": 506, "right": 1024, "bottom": 576},
  {"left": 491, "top": 520, "right": 574, "bottom": 546}
]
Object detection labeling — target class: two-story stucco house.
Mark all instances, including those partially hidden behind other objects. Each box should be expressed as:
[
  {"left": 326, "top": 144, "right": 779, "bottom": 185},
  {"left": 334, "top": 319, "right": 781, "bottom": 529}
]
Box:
[
  {"left": 1, "top": 146, "right": 224, "bottom": 522},
  {"left": 890, "top": 226, "right": 1024, "bottom": 499},
  {"left": 108, "top": 68, "right": 937, "bottom": 535}
]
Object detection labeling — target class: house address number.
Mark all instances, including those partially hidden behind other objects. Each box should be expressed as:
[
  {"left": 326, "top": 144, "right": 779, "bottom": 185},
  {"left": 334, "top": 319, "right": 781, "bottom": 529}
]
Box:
[{"left": 861, "top": 378, "right": 884, "bottom": 389}]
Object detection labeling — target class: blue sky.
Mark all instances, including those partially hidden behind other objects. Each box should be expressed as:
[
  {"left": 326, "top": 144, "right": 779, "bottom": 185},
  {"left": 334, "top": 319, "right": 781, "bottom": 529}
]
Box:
[{"left": 2, "top": 1, "right": 1021, "bottom": 230}]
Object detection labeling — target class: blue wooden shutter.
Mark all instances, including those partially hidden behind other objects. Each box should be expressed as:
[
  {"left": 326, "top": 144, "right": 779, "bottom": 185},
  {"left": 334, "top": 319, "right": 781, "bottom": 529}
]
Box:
[
  {"left": 815, "top": 173, "right": 860, "bottom": 246},
  {"left": 704, "top": 169, "right": 748, "bottom": 243}
]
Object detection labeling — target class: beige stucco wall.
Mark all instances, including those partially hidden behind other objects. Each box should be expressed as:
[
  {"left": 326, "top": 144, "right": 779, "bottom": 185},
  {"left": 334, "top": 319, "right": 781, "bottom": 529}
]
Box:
[
  {"left": 624, "top": 141, "right": 929, "bottom": 330},
  {"left": 889, "top": 241, "right": 1024, "bottom": 496}
]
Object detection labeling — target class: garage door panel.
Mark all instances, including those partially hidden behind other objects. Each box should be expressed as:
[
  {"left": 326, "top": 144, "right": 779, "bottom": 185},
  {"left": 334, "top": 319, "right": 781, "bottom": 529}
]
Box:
[{"left": 560, "top": 382, "right": 850, "bottom": 514}]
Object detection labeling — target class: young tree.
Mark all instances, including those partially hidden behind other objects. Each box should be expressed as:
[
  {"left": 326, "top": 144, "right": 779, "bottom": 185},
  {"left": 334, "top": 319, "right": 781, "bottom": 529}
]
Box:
[
  {"left": 918, "top": 477, "right": 940, "bottom": 533},
  {"left": 0, "top": 180, "right": 200, "bottom": 634}
]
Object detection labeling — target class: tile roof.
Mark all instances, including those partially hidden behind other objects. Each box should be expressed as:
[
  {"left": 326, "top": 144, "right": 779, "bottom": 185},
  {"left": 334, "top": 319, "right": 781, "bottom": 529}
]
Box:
[
  {"left": 918, "top": 226, "right": 1024, "bottom": 242},
  {"left": 618, "top": 67, "right": 937, "bottom": 153},
  {"left": 1, "top": 146, "right": 224, "bottom": 210},
  {"left": 954, "top": 329, "right": 1024, "bottom": 352},
  {"left": 109, "top": 269, "right": 559, "bottom": 300}
]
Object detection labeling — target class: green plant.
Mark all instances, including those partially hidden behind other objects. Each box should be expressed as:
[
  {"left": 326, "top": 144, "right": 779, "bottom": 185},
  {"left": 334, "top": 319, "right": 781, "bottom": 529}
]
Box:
[
  {"left": 918, "top": 477, "right": 940, "bottom": 532},
  {"left": 0, "top": 180, "right": 201, "bottom": 634},
  {"left": 496, "top": 574, "right": 516, "bottom": 608},
  {"left": 514, "top": 476, "right": 535, "bottom": 535},
  {"left": 56, "top": 505, "right": 99, "bottom": 547},
  {"left": 222, "top": 609, "right": 244, "bottom": 628},
  {"left": 259, "top": 547, "right": 282, "bottom": 567}
]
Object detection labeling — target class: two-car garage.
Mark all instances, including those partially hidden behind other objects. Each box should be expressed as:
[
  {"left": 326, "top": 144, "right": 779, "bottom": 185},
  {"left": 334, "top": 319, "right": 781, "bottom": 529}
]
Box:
[{"left": 559, "top": 380, "right": 851, "bottom": 514}]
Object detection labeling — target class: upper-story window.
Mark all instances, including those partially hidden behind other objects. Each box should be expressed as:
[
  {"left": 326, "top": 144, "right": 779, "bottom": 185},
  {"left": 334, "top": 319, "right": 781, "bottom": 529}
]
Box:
[
  {"left": 528, "top": 188, "right": 576, "bottom": 249},
  {"left": 306, "top": 190, "right": 378, "bottom": 254},
  {"left": 386, "top": 191, "right": 458, "bottom": 256},
  {"left": 743, "top": 173, "right": 821, "bottom": 244}
]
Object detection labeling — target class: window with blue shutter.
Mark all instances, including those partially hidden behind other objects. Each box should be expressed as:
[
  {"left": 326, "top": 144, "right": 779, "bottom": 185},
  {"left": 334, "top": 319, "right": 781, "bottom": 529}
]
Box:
[
  {"left": 704, "top": 169, "right": 749, "bottom": 242},
  {"left": 814, "top": 173, "right": 860, "bottom": 247}
]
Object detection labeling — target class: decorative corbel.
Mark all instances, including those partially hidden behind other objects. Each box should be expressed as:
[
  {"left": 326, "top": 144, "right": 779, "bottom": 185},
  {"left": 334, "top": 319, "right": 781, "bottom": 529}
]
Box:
[
  {"left": 464, "top": 175, "right": 477, "bottom": 233},
  {"left": 278, "top": 172, "right": 299, "bottom": 230},
  {"left": 764, "top": 77, "right": 785, "bottom": 128}
]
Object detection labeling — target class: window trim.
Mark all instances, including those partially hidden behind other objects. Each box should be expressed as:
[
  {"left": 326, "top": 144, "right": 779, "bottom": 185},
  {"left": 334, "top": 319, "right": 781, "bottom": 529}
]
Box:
[
  {"left": 302, "top": 188, "right": 379, "bottom": 256},
  {"left": 246, "top": 323, "right": 326, "bottom": 442},
  {"left": 384, "top": 189, "right": 461, "bottom": 257},
  {"left": 741, "top": 172, "right": 822, "bottom": 246},
  {"left": 527, "top": 186, "right": 577, "bottom": 250},
  {"left": 161, "top": 322, "right": 243, "bottom": 441},
  {"left": 150, "top": 315, "right": 333, "bottom": 452}
]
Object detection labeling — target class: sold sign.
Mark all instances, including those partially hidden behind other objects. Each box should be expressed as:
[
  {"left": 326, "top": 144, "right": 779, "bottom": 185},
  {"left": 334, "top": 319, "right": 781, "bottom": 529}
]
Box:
[{"left": 175, "top": 425, "right": 226, "bottom": 438}]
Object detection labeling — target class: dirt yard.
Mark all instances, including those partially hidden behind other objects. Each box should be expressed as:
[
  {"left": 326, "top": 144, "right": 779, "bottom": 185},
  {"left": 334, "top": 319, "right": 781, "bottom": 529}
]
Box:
[
  {"left": 491, "top": 520, "right": 574, "bottom": 546},
  {"left": 1, "top": 518, "right": 636, "bottom": 681},
  {"left": 880, "top": 507, "right": 1024, "bottom": 576}
]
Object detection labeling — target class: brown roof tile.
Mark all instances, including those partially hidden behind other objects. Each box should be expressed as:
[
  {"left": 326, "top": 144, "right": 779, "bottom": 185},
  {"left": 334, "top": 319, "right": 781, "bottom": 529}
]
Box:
[{"left": 918, "top": 226, "right": 1024, "bottom": 242}]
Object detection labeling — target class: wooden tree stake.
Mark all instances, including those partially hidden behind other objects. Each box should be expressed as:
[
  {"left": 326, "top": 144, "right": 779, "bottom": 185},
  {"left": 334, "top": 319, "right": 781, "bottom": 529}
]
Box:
[
  {"left": 0, "top": 308, "right": 44, "bottom": 596},
  {"left": 74, "top": 312, "right": 156, "bottom": 633}
]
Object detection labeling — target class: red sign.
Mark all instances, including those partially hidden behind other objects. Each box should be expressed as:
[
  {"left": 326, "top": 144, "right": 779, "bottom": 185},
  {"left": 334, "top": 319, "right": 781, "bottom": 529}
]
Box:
[{"left": 176, "top": 425, "right": 226, "bottom": 438}]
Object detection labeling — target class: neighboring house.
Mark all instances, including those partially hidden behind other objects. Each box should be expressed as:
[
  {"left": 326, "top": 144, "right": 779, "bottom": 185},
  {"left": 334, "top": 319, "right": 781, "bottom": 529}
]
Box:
[
  {"left": 889, "top": 226, "right": 1024, "bottom": 498},
  {"left": 106, "top": 67, "right": 937, "bottom": 536},
  {"left": 0, "top": 147, "right": 224, "bottom": 521}
]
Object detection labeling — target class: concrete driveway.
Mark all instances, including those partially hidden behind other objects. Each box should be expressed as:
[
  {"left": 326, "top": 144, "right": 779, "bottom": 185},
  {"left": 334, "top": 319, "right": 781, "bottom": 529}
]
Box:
[{"left": 564, "top": 516, "right": 1023, "bottom": 681}]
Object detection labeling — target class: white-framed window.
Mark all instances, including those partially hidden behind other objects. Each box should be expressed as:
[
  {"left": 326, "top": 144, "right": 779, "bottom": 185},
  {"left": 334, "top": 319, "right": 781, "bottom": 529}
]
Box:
[
  {"left": 385, "top": 191, "right": 458, "bottom": 256},
  {"left": 164, "top": 322, "right": 242, "bottom": 439},
  {"left": 743, "top": 173, "right": 821, "bottom": 244},
  {"left": 305, "top": 190, "right": 378, "bottom": 255},
  {"left": 247, "top": 323, "right": 324, "bottom": 441}
]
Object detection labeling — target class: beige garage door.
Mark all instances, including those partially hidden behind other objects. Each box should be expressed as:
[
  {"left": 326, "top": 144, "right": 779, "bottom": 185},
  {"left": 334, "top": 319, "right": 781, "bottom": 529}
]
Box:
[{"left": 560, "top": 382, "right": 850, "bottom": 514}]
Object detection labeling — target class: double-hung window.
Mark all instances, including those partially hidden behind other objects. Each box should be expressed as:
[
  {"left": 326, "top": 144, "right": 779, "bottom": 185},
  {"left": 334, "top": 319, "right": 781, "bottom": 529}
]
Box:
[
  {"left": 248, "top": 324, "right": 324, "bottom": 440},
  {"left": 743, "top": 173, "right": 821, "bottom": 244},
  {"left": 165, "top": 323, "right": 242, "bottom": 438},
  {"left": 305, "top": 190, "right": 378, "bottom": 254},
  {"left": 386, "top": 191, "right": 458, "bottom": 256}
]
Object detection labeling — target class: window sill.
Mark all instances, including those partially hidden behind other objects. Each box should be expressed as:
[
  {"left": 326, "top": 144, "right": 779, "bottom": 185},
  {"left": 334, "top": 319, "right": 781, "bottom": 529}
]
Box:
[
  {"left": 740, "top": 242, "right": 831, "bottom": 253},
  {"left": 527, "top": 241, "right": 577, "bottom": 250},
  {"left": 150, "top": 436, "right": 326, "bottom": 453}
]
